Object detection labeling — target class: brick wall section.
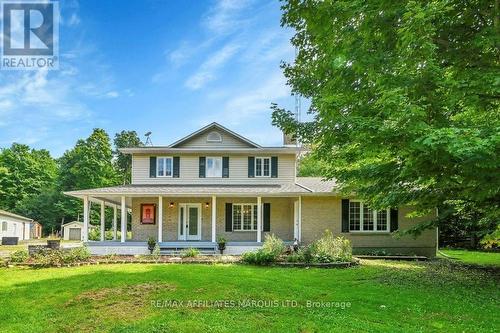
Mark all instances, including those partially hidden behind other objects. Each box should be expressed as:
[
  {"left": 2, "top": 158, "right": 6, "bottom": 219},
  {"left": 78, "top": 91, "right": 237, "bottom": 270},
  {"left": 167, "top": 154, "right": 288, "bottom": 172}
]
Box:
[
  {"left": 131, "top": 197, "right": 212, "bottom": 241},
  {"left": 132, "top": 196, "right": 295, "bottom": 242},
  {"left": 301, "top": 197, "right": 437, "bottom": 257},
  {"left": 132, "top": 195, "right": 436, "bottom": 257}
]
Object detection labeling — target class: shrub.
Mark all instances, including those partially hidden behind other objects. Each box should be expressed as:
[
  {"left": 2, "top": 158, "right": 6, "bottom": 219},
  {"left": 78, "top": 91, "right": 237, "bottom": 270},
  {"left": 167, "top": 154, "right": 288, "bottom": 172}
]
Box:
[
  {"left": 285, "top": 250, "right": 305, "bottom": 263},
  {"left": 481, "top": 226, "right": 500, "bottom": 249},
  {"left": 152, "top": 244, "right": 161, "bottom": 261},
  {"left": 32, "top": 248, "right": 65, "bottom": 266},
  {"left": 31, "top": 246, "right": 91, "bottom": 266},
  {"left": 305, "top": 231, "right": 352, "bottom": 263},
  {"left": 88, "top": 228, "right": 100, "bottom": 241},
  {"left": 241, "top": 250, "right": 277, "bottom": 265},
  {"left": 63, "top": 246, "right": 91, "bottom": 263},
  {"left": 262, "top": 233, "right": 285, "bottom": 256},
  {"left": 181, "top": 248, "right": 200, "bottom": 258},
  {"left": 10, "top": 250, "right": 29, "bottom": 263},
  {"left": 242, "top": 234, "right": 286, "bottom": 265}
]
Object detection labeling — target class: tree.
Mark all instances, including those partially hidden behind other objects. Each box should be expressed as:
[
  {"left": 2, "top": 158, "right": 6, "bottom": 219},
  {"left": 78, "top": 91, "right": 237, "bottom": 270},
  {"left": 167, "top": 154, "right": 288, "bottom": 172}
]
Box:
[
  {"left": 114, "top": 130, "right": 143, "bottom": 184},
  {"left": 0, "top": 143, "right": 57, "bottom": 211},
  {"left": 58, "top": 128, "right": 120, "bottom": 223},
  {"left": 297, "top": 152, "right": 328, "bottom": 177},
  {"left": 272, "top": 1, "right": 500, "bottom": 237}
]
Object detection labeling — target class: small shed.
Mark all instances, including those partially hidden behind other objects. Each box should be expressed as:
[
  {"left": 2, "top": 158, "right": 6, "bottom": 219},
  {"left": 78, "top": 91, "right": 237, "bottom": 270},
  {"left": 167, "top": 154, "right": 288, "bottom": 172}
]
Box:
[
  {"left": 0, "top": 209, "right": 33, "bottom": 242},
  {"left": 62, "top": 221, "right": 91, "bottom": 241}
]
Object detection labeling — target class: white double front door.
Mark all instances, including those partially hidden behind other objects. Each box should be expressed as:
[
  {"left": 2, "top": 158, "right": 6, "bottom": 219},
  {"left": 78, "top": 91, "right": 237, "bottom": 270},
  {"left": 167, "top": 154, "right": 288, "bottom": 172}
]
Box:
[{"left": 178, "top": 203, "right": 201, "bottom": 241}]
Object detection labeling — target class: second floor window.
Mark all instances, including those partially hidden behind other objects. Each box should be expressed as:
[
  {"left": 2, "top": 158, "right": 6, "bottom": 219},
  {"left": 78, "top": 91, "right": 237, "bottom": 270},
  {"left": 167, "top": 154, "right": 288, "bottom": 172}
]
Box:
[
  {"left": 255, "top": 157, "right": 270, "bottom": 177},
  {"left": 157, "top": 157, "right": 173, "bottom": 177},
  {"left": 206, "top": 157, "right": 222, "bottom": 177}
]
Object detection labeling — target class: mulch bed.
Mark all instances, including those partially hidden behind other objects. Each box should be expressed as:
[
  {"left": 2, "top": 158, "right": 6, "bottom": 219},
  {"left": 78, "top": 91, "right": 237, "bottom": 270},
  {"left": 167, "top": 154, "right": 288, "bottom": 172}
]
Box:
[
  {"left": 355, "top": 255, "right": 428, "bottom": 261},
  {"left": 3, "top": 255, "right": 359, "bottom": 269}
]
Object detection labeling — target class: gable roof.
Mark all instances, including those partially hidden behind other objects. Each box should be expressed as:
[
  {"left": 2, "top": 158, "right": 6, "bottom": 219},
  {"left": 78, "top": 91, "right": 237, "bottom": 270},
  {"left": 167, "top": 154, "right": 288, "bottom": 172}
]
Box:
[
  {"left": 0, "top": 209, "right": 33, "bottom": 222},
  {"left": 169, "top": 122, "right": 261, "bottom": 148}
]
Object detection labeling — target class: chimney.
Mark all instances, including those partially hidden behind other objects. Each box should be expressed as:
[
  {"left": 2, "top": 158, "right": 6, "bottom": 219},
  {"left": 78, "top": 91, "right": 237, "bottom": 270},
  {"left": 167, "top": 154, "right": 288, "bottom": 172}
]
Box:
[{"left": 283, "top": 132, "right": 297, "bottom": 146}]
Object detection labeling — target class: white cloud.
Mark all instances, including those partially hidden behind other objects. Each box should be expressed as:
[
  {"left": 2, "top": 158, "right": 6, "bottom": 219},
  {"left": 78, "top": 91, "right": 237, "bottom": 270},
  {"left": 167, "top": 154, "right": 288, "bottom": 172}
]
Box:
[
  {"left": 185, "top": 43, "right": 240, "bottom": 90},
  {"left": 203, "top": 0, "right": 252, "bottom": 34}
]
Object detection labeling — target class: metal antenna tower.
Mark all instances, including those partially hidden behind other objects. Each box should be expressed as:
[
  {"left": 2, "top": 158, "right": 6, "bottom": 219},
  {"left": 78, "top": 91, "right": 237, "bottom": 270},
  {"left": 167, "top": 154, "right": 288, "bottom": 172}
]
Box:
[{"left": 144, "top": 131, "right": 153, "bottom": 146}]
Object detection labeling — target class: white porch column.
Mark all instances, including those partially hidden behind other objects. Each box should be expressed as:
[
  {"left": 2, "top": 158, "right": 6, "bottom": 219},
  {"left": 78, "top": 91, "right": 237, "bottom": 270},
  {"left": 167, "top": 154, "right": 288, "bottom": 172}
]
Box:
[
  {"left": 257, "top": 196, "right": 262, "bottom": 243},
  {"left": 298, "top": 196, "right": 302, "bottom": 242},
  {"left": 158, "top": 196, "right": 163, "bottom": 243},
  {"left": 83, "top": 196, "right": 89, "bottom": 242},
  {"left": 112, "top": 205, "right": 117, "bottom": 241},
  {"left": 211, "top": 196, "right": 216, "bottom": 242},
  {"left": 120, "top": 196, "right": 126, "bottom": 243},
  {"left": 100, "top": 201, "right": 105, "bottom": 241}
]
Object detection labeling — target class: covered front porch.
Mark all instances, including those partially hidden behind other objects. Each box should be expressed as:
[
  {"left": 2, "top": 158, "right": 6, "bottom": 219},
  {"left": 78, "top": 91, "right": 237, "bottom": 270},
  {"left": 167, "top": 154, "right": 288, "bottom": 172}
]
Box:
[{"left": 69, "top": 192, "right": 304, "bottom": 255}]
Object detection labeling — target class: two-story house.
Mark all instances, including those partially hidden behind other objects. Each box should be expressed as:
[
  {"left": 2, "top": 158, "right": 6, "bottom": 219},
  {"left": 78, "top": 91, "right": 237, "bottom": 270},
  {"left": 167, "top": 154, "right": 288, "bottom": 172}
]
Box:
[{"left": 65, "top": 122, "right": 437, "bottom": 257}]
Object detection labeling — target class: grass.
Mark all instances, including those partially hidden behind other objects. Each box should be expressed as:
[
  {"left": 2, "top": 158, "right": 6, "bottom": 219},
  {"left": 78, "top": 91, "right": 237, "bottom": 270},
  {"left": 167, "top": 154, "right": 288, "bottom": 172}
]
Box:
[
  {"left": 439, "top": 248, "right": 500, "bottom": 267},
  {"left": 0, "top": 239, "right": 82, "bottom": 258},
  {"left": 0, "top": 260, "right": 498, "bottom": 333}
]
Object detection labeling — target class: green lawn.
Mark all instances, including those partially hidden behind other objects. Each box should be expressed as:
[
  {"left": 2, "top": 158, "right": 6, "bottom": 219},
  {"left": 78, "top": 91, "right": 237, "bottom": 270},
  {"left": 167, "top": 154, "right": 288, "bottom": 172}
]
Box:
[
  {"left": 439, "top": 248, "right": 500, "bottom": 267},
  {"left": 0, "top": 261, "right": 498, "bottom": 333}
]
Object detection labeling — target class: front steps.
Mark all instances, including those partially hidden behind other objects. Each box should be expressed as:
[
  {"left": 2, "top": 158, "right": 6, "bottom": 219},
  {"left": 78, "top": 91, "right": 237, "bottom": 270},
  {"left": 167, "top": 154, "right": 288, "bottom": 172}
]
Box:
[{"left": 159, "top": 241, "right": 217, "bottom": 255}]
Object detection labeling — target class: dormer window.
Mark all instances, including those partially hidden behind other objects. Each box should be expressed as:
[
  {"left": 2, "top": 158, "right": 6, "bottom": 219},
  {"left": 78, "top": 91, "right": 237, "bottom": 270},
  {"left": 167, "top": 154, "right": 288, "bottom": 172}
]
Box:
[{"left": 207, "top": 131, "right": 222, "bottom": 143}]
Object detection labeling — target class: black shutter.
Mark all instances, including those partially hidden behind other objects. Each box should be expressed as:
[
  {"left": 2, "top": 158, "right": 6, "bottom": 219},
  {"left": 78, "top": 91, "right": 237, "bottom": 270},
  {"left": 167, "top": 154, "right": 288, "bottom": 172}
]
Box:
[
  {"left": 263, "top": 203, "right": 271, "bottom": 232},
  {"left": 225, "top": 203, "right": 233, "bottom": 232},
  {"left": 149, "top": 156, "right": 157, "bottom": 178},
  {"left": 173, "top": 157, "right": 180, "bottom": 178},
  {"left": 248, "top": 157, "right": 255, "bottom": 178},
  {"left": 222, "top": 157, "right": 229, "bottom": 178},
  {"left": 341, "top": 199, "right": 350, "bottom": 233},
  {"left": 271, "top": 156, "right": 278, "bottom": 178},
  {"left": 390, "top": 208, "right": 399, "bottom": 232},
  {"left": 199, "top": 157, "right": 206, "bottom": 178}
]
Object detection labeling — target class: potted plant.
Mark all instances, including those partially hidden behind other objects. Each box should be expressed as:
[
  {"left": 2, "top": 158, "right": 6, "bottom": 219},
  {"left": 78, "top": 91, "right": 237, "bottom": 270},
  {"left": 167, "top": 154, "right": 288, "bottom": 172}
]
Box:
[
  {"left": 147, "top": 237, "right": 156, "bottom": 254},
  {"left": 217, "top": 237, "right": 226, "bottom": 254}
]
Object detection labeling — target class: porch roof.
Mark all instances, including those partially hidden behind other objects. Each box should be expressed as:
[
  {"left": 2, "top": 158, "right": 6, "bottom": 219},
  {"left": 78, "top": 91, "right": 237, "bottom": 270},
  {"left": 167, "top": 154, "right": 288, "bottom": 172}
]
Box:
[{"left": 63, "top": 178, "right": 339, "bottom": 199}]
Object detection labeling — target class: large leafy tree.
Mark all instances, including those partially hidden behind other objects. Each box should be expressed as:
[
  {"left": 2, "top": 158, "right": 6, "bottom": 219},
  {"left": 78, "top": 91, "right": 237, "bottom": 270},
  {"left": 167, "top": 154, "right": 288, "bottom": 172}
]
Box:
[
  {"left": 114, "top": 130, "right": 143, "bottom": 184},
  {"left": 0, "top": 143, "right": 58, "bottom": 211},
  {"left": 272, "top": 0, "right": 500, "bottom": 235},
  {"left": 58, "top": 128, "right": 120, "bottom": 224}
]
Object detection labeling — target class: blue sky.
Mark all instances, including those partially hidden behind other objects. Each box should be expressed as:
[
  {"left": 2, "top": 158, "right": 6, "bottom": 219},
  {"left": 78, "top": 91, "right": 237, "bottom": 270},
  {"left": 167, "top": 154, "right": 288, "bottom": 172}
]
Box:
[{"left": 0, "top": 0, "right": 298, "bottom": 156}]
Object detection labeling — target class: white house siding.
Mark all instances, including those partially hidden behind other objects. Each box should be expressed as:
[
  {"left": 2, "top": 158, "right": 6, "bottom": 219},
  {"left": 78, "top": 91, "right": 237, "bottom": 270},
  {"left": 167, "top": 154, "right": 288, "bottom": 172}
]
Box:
[
  {"left": 0, "top": 216, "right": 28, "bottom": 240},
  {"left": 131, "top": 153, "right": 296, "bottom": 185}
]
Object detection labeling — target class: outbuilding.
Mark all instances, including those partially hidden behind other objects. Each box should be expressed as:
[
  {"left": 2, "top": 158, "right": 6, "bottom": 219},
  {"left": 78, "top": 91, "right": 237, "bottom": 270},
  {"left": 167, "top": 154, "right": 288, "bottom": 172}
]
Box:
[
  {"left": 0, "top": 210, "right": 34, "bottom": 243},
  {"left": 62, "top": 221, "right": 88, "bottom": 241}
]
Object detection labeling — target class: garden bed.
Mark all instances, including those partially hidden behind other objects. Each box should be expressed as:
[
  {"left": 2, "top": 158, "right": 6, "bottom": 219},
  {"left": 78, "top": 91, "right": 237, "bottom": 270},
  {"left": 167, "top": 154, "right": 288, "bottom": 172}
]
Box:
[
  {"left": 355, "top": 255, "right": 428, "bottom": 261},
  {"left": 275, "top": 261, "right": 358, "bottom": 268},
  {"left": 5, "top": 255, "right": 241, "bottom": 268}
]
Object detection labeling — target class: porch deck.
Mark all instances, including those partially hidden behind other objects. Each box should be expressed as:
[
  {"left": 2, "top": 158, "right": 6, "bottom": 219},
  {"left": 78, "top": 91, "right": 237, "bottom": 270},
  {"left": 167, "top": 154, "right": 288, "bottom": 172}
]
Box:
[{"left": 84, "top": 240, "right": 277, "bottom": 255}]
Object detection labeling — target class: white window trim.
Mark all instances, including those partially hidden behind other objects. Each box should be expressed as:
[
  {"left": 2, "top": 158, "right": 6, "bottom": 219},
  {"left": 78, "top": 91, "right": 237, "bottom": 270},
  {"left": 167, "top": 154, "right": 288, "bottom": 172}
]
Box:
[
  {"left": 206, "top": 156, "right": 223, "bottom": 178},
  {"left": 349, "top": 200, "right": 390, "bottom": 233},
  {"left": 232, "top": 203, "right": 258, "bottom": 231},
  {"left": 1, "top": 221, "right": 7, "bottom": 232},
  {"left": 254, "top": 157, "right": 271, "bottom": 177},
  {"left": 157, "top": 156, "right": 173, "bottom": 178}
]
